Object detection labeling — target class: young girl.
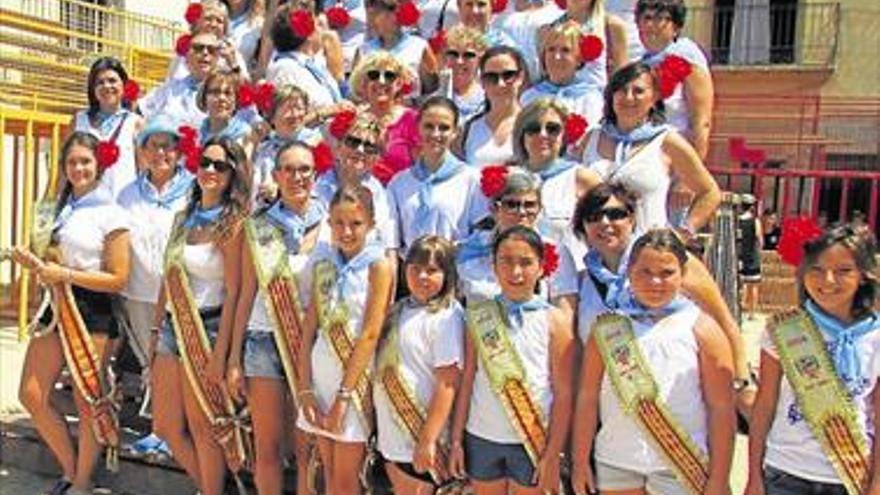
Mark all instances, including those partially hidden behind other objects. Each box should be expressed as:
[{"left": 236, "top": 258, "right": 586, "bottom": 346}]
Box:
[
  {"left": 746, "top": 225, "right": 880, "bottom": 495},
  {"left": 571, "top": 228, "right": 735, "bottom": 495},
  {"left": 450, "top": 226, "right": 576, "bottom": 495},
  {"left": 374, "top": 235, "right": 464, "bottom": 494},
  {"left": 296, "top": 185, "right": 395, "bottom": 495}
]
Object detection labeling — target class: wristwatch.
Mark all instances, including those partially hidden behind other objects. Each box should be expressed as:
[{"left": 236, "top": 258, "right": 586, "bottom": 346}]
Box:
[{"left": 732, "top": 376, "right": 752, "bottom": 392}]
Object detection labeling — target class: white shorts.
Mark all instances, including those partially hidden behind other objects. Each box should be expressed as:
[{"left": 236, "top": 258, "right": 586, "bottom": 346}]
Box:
[{"left": 595, "top": 461, "right": 689, "bottom": 495}]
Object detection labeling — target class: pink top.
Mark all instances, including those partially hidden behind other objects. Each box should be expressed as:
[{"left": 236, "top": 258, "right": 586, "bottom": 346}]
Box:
[{"left": 377, "top": 108, "right": 420, "bottom": 184}]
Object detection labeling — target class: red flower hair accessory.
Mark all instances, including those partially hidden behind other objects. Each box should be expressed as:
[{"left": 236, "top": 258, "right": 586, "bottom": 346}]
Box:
[
  {"left": 96, "top": 141, "right": 120, "bottom": 170},
  {"left": 428, "top": 29, "right": 446, "bottom": 54},
  {"left": 564, "top": 113, "right": 588, "bottom": 144},
  {"left": 480, "top": 165, "right": 508, "bottom": 198},
  {"left": 371, "top": 159, "right": 397, "bottom": 184},
  {"left": 238, "top": 83, "right": 255, "bottom": 107},
  {"left": 184, "top": 3, "right": 203, "bottom": 25},
  {"left": 777, "top": 216, "right": 823, "bottom": 267},
  {"left": 177, "top": 125, "right": 201, "bottom": 173},
  {"left": 183, "top": 146, "right": 203, "bottom": 174},
  {"left": 175, "top": 34, "right": 193, "bottom": 57},
  {"left": 578, "top": 34, "right": 604, "bottom": 62},
  {"left": 326, "top": 4, "right": 351, "bottom": 29},
  {"left": 492, "top": 0, "right": 508, "bottom": 14},
  {"left": 395, "top": 1, "right": 420, "bottom": 27},
  {"left": 656, "top": 54, "right": 692, "bottom": 99},
  {"left": 400, "top": 78, "right": 414, "bottom": 95},
  {"left": 254, "top": 82, "right": 275, "bottom": 114},
  {"left": 312, "top": 141, "right": 335, "bottom": 174},
  {"left": 122, "top": 80, "right": 140, "bottom": 104},
  {"left": 553, "top": 0, "right": 566, "bottom": 9},
  {"left": 289, "top": 9, "right": 316, "bottom": 39},
  {"left": 328, "top": 109, "right": 358, "bottom": 140},
  {"left": 542, "top": 242, "right": 560, "bottom": 277}
]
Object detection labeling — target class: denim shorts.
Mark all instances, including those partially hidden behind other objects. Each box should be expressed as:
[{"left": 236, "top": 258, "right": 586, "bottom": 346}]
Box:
[
  {"left": 243, "top": 331, "right": 285, "bottom": 379},
  {"left": 155, "top": 307, "right": 222, "bottom": 357},
  {"left": 464, "top": 432, "right": 535, "bottom": 487},
  {"left": 764, "top": 465, "right": 847, "bottom": 495}
]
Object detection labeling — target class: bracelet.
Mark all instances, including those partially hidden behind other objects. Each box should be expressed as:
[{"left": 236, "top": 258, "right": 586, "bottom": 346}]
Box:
[{"left": 296, "top": 389, "right": 315, "bottom": 399}]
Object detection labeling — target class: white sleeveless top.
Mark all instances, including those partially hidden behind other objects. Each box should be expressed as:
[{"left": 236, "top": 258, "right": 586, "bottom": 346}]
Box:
[
  {"left": 594, "top": 304, "right": 708, "bottom": 473},
  {"left": 360, "top": 33, "right": 429, "bottom": 96},
  {"left": 605, "top": 0, "right": 644, "bottom": 61},
  {"left": 416, "top": 0, "right": 459, "bottom": 40},
  {"left": 182, "top": 243, "right": 226, "bottom": 309},
  {"left": 322, "top": 0, "right": 368, "bottom": 72},
  {"left": 584, "top": 129, "right": 671, "bottom": 230},
  {"left": 247, "top": 252, "right": 311, "bottom": 333},
  {"left": 643, "top": 38, "right": 709, "bottom": 138},
  {"left": 463, "top": 115, "right": 515, "bottom": 168},
  {"left": 74, "top": 109, "right": 138, "bottom": 198},
  {"left": 466, "top": 305, "right": 554, "bottom": 443},
  {"left": 576, "top": 271, "right": 610, "bottom": 343}
]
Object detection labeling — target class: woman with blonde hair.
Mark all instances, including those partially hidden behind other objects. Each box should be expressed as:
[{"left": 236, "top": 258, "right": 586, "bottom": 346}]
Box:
[{"left": 440, "top": 25, "right": 489, "bottom": 125}]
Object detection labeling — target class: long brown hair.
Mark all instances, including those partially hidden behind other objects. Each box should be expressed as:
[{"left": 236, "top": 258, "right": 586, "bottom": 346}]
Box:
[{"left": 183, "top": 135, "right": 252, "bottom": 230}]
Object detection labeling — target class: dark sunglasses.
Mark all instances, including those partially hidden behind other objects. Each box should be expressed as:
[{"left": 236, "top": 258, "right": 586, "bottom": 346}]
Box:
[
  {"left": 585, "top": 207, "right": 631, "bottom": 223},
  {"left": 343, "top": 135, "right": 381, "bottom": 155},
  {"left": 481, "top": 69, "right": 519, "bottom": 85},
  {"left": 499, "top": 198, "right": 541, "bottom": 213},
  {"left": 445, "top": 49, "right": 479, "bottom": 61},
  {"left": 200, "top": 157, "right": 235, "bottom": 173},
  {"left": 190, "top": 43, "right": 219, "bottom": 55},
  {"left": 366, "top": 70, "right": 399, "bottom": 84},
  {"left": 523, "top": 121, "right": 563, "bottom": 138}
]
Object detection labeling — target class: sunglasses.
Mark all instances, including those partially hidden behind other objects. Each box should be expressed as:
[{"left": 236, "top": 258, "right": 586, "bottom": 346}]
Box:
[
  {"left": 190, "top": 43, "right": 219, "bottom": 55},
  {"left": 499, "top": 198, "right": 540, "bottom": 213},
  {"left": 200, "top": 157, "right": 235, "bottom": 173},
  {"left": 481, "top": 69, "right": 519, "bottom": 85},
  {"left": 523, "top": 121, "right": 563, "bottom": 138},
  {"left": 445, "top": 49, "right": 480, "bottom": 61},
  {"left": 585, "top": 207, "right": 631, "bottom": 223},
  {"left": 277, "top": 165, "right": 314, "bottom": 177},
  {"left": 366, "top": 70, "right": 399, "bottom": 84},
  {"left": 343, "top": 135, "right": 381, "bottom": 155}
]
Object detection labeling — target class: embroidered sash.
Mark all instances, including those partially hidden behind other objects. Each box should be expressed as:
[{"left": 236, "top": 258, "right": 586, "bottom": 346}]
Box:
[
  {"left": 466, "top": 300, "right": 547, "bottom": 465},
  {"left": 53, "top": 282, "right": 120, "bottom": 471},
  {"left": 164, "top": 218, "right": 251, "bottom": 472},
  {"left": 592, "top": 312, "right": 709, "bottom": 495},
  {"left": 769, "top": 309, "right": 870, "bottom": 495},
  {"left": 244, "top": 215, "right": 306, "bottom": 401},
  {"left": 313, "top": 259, "right": 373, "bottom": 432}
]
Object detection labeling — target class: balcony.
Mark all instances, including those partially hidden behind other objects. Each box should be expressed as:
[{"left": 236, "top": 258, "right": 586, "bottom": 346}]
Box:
[{"left": 684, "top": 2, "right": 840, "bottom": 69}]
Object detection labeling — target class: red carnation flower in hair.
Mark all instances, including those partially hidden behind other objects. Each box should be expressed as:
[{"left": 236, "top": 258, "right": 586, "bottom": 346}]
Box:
[
  {"left": 312, "top": 141, "right": 335, "bottom": 174},
  {"left": 183, "top": 146, "right": 202, "bottom": 174},
  {"left": 564, "top": 113, "right": 588, "bottom": 144},
  {"left": 492, "top": 0, "right": 508, "bottom": 14},
  {"left": 184, "top": 3, "right": 203, "bottom": 25},
  {"left": 579, "top": 34, "right": 604, "bottom": 62},
  {"left": 254, "top": 82, "right": 275, "bottom": 114},
  {"left": 777, "top": 216, "right": 823, "bottom": 267},
  {"left": 326, "top": 5, "right": 351, "bottom": 29},
  {"left": 656, "top": 54, "right": 692, "bottom": 99},
  {"left": 238, "top": 83, "right": 255, "bottom": 107},
  {"left": 480, "top": 165, "right": 508, "bottom": 198},
  {"left": 328, "top": 109, "right": 357, "bottom": 140},
  {"left": 289, "top": 9, "right": 316, "bottom": 38},
  {"left": 542, "top": 242, "right": 560, "bottom": 277},
  {"left": 96, "top": 141, "right": 120, "bottom": 169},
  {"left": 178, "top": 125, "right": 198, "bottom": 142},
  {"left": 175, "top": 34, "right": 193, "bottom": 57},
  {"left": 371, "top": 159, "right": 397, "bottom": 184},
  {"left": 400, "top": 78, "right": 414, "bottom": 95},
  {"left": 554, "top": 0, "right": 566, "bottom": 9},
  {"left": 395, "top": 1, "right": 420, "bottom": 27},
  {"left": 428, "top": 29, "right": 446, "bottom": 54},
  {"left": 122, "top": 80, "right": 140, "bottom": 104}
]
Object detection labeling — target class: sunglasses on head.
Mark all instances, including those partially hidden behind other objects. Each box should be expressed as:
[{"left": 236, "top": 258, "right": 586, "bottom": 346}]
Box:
[
  {"left": 499, "top": 198, "right": 540, "bottom": 213},
  {"left": 343, "top": 135, "right": 381, "bottom": 155},
  {"left": 200, "top": 157, "right": 235, "bottom": 173},
  {"left": 481, "top": 69, "right": 519, "bottom": 86},
  {"left": 446, "top": 49, "right": 479, "bottom": 61},
  {"left": 523, "top": 121, "right": 563, "bottom": 138},
  {"left": 366, "top": 69, "right": 399, "bottom": 84},
  {"left": 586, "top": 207, "right": 631, "bottom": 223}
]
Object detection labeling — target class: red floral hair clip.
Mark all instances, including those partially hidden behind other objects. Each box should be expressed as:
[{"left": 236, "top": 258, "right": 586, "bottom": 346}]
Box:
[
  {"left": 564, "top": 113, "right": 588, "bottom": 144},
  {"left": 777, "top": 216, "right": 823, "bottom": 267},
  {"left": 289, "top": 9, "right": 316, "bottom": 39},
  {"left": 492, "top": 0, "right": 507, "bottom": 14},
  {"left": 395, "top": 1, "right": 420, "bottom": 27},
  {"left": 96, "top": 141, "right": 120, "bottom": 170},
  {"left": 542, "top": 242, "right": 560, "bottom": 277},
  {"left": 122, "top": 80, "right": 140, "bottom": 104},
  {"left": 238, "top": 83, "right": 255, "bottom": 107},
  {"left": 175, "top": 34, "right": 193, "bottom": 57},
  {"left": 328, "top": 109, "right": 358, "bottom": 140},
  {"left": 554, "top": 0, "right": 567, "bottom": 9},
  {"left": 237, "top": 82, "right": 274, "bottom": 113},
  {"left": 326, "top": 4, "right": 352, "bottom": 29},
  {"left": 184, "top": 3, "right": 203, "bottom": 25},
  {"left": 480, "top": 165, "right": 508, "bottom": 198},
  {"left": 177, "top": 125, "right": 202, "bottom": 173},
  {"left": 656, "top": 54, "right": 692, "bottom": 99},
  {"left": 579, "top": 34, "right": 604, "bottom": 62},
  {"left": 428, "top": 29, "right": 446, "bottom": 55},
  {"left": 312, "top": 141, "right": 335, "bottom": 174},
  {"left": 371, "top": 159, "right": 397, "bottom": 184}
]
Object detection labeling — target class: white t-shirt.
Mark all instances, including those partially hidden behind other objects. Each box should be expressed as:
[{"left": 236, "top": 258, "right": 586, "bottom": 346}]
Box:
[
  {"left": 375, "top": 301, "right": 465, "bottom": 461},
  {"left": 462, "top": 115, "right": 515, "bottom": 169},
  {"left": 55, "top": 194, "right": 130, "bottom": 271},
  {"left": 182, "top": 242, "right": 226, "bottom": 309},
  {"left": 140, "top": 76, "right": 206, "bottom": 129},
  {"left": 266, "top": 51, "right": 340, "bottom": 109}
]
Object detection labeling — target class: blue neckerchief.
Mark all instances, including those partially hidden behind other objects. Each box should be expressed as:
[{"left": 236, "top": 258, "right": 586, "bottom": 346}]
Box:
[
  {"left": 324, "top": 0, "right": 361, "bottom": 12},
  {"left": 183, "top": 75, "right": 200, "bottom": 92},
  {"left": 616, "top": 289, "right": 692, "bottom": 323},
  {"left": 585, "top": 241, "right": 634, "bottom": 309},
  {"left": 484, "top": 28, "right": 514, "bottom": 48},
  {"left": 528, "top": 158, "right": 576, "bottom": 182},
  {"left": 93, "top": 108, "right": 127, "bottom": 136},
  {"left": 54, "top": 185, "right": 114, "bottom": 231},
  {"left": 183, "top": 204, "right": 225, "bottom": 229},
  {"left": 805, "top": 300, "right": 880, "bottom": 385},
  {"left": 411, "top": 152, "right": 464, "bottom": 231},
  {"left": 265, "top": 200, "right": 326, "bottom": 252},
  {"left": 453, "top": 88, "right": 486, "bottom": 123},
  {"left": 137, "top": 168, "right": 194, "bottom": 209},
  {"left": 332, "top": 242, "right": 385, "bottom": 299},
  {"left": 600, "top": 121, "right": 668, "bottom": 171},
  {"left": 229, "top": 1, "right": 252, "bottom": 30},
  {"left": 199, "top": 115, "right": 251, "bottom": 144},
  {"left": 497, "top": 294, "right": 549, "bottom": 328},
  {"left": 531, "top": 73, "right": 592, "bottom": 100},
  {"left": 456, "top": 230, "right": 493, "bottom": 264}
]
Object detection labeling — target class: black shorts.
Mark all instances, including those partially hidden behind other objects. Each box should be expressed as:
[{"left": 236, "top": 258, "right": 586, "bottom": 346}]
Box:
[
  {"left": 39, "top": 286, "right": 120, "bottom": 339},
  {"left": 391, "top": 461, "right": 437, "bottom": 485}
]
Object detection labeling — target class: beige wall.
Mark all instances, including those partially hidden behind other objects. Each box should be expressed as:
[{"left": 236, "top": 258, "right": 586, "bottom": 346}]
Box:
[{"left": 818, "top": 0, "right": 880, "bottom": 98}]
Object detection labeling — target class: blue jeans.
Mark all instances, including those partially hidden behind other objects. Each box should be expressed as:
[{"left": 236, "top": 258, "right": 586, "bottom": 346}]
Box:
[{"left": 764, "top": 466, "right": 847, "bottom": 495}]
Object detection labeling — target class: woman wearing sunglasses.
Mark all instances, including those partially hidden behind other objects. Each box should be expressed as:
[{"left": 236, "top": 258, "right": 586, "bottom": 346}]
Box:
[
  {"left": 359, "top": 0, "right": 440, "bottom": 95},
  {"left": 350, "top": 51, "right": 420, "bottom": 181},
  {"left": 168, "top": 0, "right": 251, "bottom": 82},
  {"left": 581, "top": 62, "right": 719, "bottom": 236},
  {"left": 457, "top": 46, "right": 528, "bottom": 169},
  {"left": 441, "top": 26, "right": 488, "bottom": 126},
  {"left": 150, "top": 136, "right": 251, "bottom": 495}
]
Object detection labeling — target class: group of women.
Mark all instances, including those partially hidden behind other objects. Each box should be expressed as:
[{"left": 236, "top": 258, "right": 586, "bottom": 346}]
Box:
[{"left": 4, "top": 0, "right": 878, "bottom": 495}]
